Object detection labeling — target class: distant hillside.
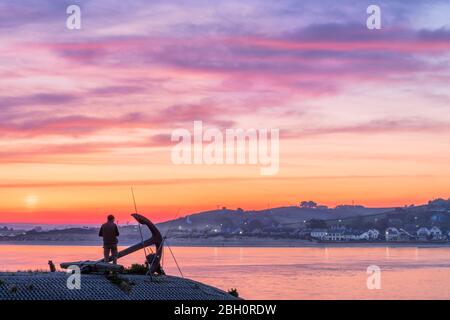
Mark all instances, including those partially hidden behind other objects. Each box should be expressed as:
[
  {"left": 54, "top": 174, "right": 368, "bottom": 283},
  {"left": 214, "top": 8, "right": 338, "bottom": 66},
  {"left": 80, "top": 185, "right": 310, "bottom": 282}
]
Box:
[
  {"left": 326, "top": 199, "right": 450, "bottom": 231},
  {"left": 157, "top": 205, "right": 394, "bottom": 233},
  {"left": 157, "top": 199, "right": 450, "bottom": 235},
  {"left": 1, "top": 199, "right": 449, "bottom": 245}
]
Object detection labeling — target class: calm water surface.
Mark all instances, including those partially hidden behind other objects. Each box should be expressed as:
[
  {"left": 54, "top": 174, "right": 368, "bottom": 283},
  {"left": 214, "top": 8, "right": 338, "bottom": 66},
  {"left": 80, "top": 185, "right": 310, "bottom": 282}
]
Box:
[{"left": 1, "top": 245, "right": 450, "bottom": 299}]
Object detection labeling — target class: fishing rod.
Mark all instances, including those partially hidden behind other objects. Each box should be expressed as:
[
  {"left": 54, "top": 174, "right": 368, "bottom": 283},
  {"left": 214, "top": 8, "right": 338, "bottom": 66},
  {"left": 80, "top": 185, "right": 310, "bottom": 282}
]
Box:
[
  {"left": 130, "top": 187, "right": 184, "bottom": 278},
  {"left": 149, "top": 209, "right": 184, "bottom": 278},
  {"left": 130, "top": 187, "right": 153, "bottom": 270},
  {"left": 160, "top": 209, "right": 179, "bottom": 268}
]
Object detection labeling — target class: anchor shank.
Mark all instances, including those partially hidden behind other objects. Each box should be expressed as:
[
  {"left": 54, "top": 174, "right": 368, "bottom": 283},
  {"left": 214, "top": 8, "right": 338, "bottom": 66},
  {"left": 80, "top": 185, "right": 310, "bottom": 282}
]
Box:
[{"left": 100, "top": 238, "right": 157, "bottom": 262}]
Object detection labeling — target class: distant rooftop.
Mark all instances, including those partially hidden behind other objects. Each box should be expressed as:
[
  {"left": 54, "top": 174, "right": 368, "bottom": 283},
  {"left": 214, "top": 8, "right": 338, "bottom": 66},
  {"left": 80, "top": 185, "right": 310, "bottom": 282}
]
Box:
[{"left": 0, "top": 272, "right": 237, "bottom": 300}]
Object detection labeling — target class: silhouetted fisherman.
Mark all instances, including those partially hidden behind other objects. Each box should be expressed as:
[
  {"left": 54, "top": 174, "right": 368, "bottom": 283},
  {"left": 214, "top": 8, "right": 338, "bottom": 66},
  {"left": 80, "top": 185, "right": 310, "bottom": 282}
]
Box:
[{"left": 99, "top": 214, "right": 120, "bottom": 264}]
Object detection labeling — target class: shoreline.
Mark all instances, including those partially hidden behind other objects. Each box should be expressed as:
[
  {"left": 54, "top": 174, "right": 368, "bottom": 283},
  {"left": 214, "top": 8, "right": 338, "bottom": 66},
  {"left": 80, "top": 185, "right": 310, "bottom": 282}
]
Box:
[{"left": 1, "top": 239, "right": 450, "bottom": 248}]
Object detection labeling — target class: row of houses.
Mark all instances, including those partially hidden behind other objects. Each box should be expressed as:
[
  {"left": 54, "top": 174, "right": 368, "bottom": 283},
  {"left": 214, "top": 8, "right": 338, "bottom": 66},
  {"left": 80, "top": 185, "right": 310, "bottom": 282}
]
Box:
[
  {"left": 310, "top": 228, "right": 380, "bottom": 241},
  {"left": 385, "top": 226, "right": 446, "bottom": 241},
  {"left": 310, "top": 226, "right": 447, "bottom": 242}
]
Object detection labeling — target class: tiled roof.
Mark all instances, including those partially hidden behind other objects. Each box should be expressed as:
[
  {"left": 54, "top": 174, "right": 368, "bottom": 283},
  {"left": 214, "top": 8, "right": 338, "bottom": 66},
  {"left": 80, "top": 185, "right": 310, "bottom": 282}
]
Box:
[{"left": 0, "top": 272, "right": 237, "bottom": 300}]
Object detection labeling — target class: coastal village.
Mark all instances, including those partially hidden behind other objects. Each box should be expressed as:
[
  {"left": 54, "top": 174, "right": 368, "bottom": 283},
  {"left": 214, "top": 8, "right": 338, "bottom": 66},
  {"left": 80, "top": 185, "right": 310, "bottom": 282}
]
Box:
[
  {"left": 306, "top": 225, "right": 445, "bottom": 242},
  {"left": 1, "top": 198, "right": 450, "bottom": 245}
]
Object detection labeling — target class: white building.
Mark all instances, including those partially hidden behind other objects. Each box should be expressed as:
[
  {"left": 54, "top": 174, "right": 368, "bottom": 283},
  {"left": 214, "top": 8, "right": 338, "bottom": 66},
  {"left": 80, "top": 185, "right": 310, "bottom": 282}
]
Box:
[
  {"left": 358, "top": 229, "right": 380, "bottom": 241},
  {"left": 385, "top": 227, "right": 400, "bottom": 241},
  {"left": 324, "top": 231, "right": 344, "bottom": 241},
  {"left": 310, "top": 229, "right": 328, "bottom": 239},
  {"left": 416, "top": 227, "right": 430, "bottom": 240},
  {"left": 369, "top": 229, "right": 380, "bottom": 239},
  {"left": 323, "top": 231, "right": 359, "bottom": 241},
  {"left": 429, "top": 226, "right": 443, "bottom": 240},
  {"left": 358, "top": 232, "right": 370, "bottom": 240}
]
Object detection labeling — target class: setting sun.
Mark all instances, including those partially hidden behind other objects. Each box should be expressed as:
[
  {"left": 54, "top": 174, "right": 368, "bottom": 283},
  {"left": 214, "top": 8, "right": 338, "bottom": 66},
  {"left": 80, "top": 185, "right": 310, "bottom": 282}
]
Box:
[{"left": 24, "top": 195, "right": 39, "bottom": 209}]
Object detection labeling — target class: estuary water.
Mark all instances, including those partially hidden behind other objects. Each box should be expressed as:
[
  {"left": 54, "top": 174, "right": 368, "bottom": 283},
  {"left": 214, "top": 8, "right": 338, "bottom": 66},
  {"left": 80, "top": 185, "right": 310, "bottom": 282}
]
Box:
[{"left": 1, "top": 245, "right": 450, "bottom": 299}]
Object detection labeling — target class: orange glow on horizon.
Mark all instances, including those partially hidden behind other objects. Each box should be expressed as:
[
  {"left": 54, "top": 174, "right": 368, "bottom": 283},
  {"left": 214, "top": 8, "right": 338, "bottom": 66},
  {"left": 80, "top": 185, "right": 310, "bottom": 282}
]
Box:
[{"left": 1, "top": 173, "right": 448, "bottom": 224}]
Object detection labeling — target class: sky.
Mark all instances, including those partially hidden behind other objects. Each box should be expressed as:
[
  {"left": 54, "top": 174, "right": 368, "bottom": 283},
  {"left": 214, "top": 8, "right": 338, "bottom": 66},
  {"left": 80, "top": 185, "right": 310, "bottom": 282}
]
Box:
[{"left": 0, "top": 0, "right": 449, "bottom": 224}]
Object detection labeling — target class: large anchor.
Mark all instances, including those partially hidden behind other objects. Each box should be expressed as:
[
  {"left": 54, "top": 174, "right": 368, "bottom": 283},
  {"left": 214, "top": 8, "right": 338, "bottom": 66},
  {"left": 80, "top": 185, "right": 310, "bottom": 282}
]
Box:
[{"left": 60, "top": 213, "right": 165, "bottom": 275}]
